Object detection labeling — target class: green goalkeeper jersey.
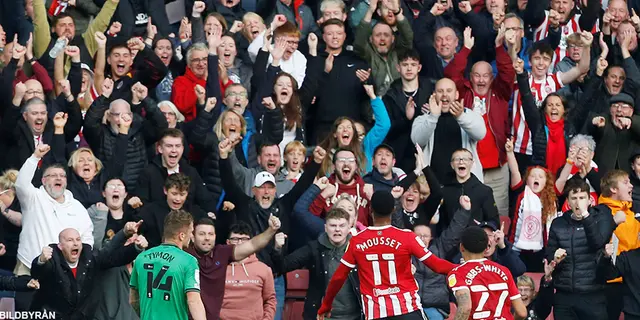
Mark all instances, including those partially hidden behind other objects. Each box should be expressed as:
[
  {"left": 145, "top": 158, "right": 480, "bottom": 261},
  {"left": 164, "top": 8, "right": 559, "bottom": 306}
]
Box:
[{"left": 130, "top": 243, "right": 200, "bottom": 320}]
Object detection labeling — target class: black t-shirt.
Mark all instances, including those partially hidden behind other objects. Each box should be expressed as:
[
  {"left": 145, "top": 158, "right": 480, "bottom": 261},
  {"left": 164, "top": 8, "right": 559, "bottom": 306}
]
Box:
[
  {"left": 432, "top": 113, "right": 462, "bottom": 182},
  {"left": 104, "top": 212, "right": 128, "bottom": 244}
]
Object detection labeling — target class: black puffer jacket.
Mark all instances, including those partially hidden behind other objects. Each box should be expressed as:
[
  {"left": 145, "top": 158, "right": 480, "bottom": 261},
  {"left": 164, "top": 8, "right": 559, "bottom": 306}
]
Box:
[
  {"left": 273, "top": 233, "right": 362, "bottom": 320},
  {"left": 83, "top": 96, "right": 168, "bottom": 191},
  {"left": 545, "top": 205, "right": 615, "bottom": 293},
  {"left": 413, "top": 206, "right": 470, "bottom": 314},
  {"left": 30, "top": 231, "right": 140, "bottom": 320}
]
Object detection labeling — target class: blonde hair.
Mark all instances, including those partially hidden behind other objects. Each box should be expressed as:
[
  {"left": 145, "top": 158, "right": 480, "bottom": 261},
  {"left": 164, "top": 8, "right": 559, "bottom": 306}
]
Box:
[
  {"left": 333, "top": 193, "right": 356, "bottom": 209},
  {"left": 214, "top": 110, "right": 247, "bottom": 140},
  {"left": 68, "top": 148, "right": 104, "bottom": 173},
  {"left": 0, "top": 170, "right": 18, "bottom": 192},
  {"left": 242, "top": 13, "right": 265, "bottom": 40},
  {"left": 516, "top": 275, "right": 535, "bottom": 291},
  {"left": 284, "top": 140, "right": 306, "bottom": 156},
  {"left": 158, "top": 101, "right": 186, "bottom": 123}
]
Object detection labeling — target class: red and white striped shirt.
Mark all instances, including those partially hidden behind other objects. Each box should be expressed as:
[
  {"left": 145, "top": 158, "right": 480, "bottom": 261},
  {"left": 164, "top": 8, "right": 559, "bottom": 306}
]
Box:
[
  {"left": 318, "top": 225, "right": 455, "bottom": 319},
  {"left": 511, "top": 73, "right": 564, "bottom": 155},
  {"left": 533, "top": 11, "right": 599, "bottom": 67}
]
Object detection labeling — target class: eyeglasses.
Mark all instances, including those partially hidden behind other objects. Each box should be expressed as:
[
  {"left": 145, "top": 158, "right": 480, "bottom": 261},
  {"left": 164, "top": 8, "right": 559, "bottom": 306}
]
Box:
[
  {"left": 226, "top": 92, "right": 247, "bottom": 98},
  {"left": 26, "top": 90, "right": 44, "bottom": 96},
  {"left": 45, "top": 173, "right": 67, "bottom": 179},
  {"left": 451, "top": 157, "right": 473, "bottom": 163},
  {"left": 611, "top": 103, "right": 633, "bottom": 110},
  {"left": 190, "top": 57, "right": 207, "bottom": 64},
  {"left": 228, "top": 237, "right": 250, "bottom": 243},
  {"left": 105, "top": 184, "right": 125, "bottom": 190},
  {"left": 336, "top": 157, "right": 356, "bottom": 164},
  {"left": 109, "top": 112, "right": 133, "bottom": 117}
]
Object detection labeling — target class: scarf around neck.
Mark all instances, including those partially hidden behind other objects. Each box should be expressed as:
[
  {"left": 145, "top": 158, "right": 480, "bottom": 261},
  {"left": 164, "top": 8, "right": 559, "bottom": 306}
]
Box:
[{"left": 545, "top": 114, "right": 566, "bottom": 175}]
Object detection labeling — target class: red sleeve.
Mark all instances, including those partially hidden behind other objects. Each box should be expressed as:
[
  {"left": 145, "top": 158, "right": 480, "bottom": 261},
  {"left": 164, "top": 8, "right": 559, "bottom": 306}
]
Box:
[
  {"left": 309, "top": 194, "right": 328, "bottom": 217},
  {"left": 447, "top": 271, "right": 468, "bottom": 293},
  {"left": 171, "top": 77, "right": 197, "bottom": 121},
  {"left": 31, "top": 62, "right": 54, "bottom": 94},
  {"left": 317, "top": 261, "right": 351, "bottom": 315},
  {"left": 220, "top": 79, "right": 233, "bottom": 97},
  {"left": 493, "top": 46, "right": 515, "bottom": 100},
  {"left": 443, "top": 47, "right": 471, "bottom": 93},
  {"left": 409, "top": 233, "right": 457, "bottom": 274}
]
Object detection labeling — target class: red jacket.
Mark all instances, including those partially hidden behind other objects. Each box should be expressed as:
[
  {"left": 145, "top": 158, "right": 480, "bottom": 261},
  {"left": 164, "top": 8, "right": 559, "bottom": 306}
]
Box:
[
  {"left": 171, "top": 67, "right": 206, "bottom": 122},
  {"left": 13, "top": 62, "right": 54, "bottom": 94},
  {"left": 444, "top": 46, "right": 514, "bottom": 164}
]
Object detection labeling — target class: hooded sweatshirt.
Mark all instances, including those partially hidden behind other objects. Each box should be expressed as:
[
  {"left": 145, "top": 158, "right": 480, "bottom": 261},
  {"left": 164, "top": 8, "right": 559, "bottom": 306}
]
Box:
[
  {"left": 599, "top": 195, "right": 640, "bottom": 283},
  {"left": 219, "top": 254, "right": 277, "bottom": 320},
  {"left": 308, "top": 174, "right": 371, "bottom": 226}
]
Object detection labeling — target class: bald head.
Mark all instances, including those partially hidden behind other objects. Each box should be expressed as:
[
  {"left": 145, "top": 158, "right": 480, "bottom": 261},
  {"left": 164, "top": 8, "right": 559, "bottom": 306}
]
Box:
[
  {"left": 434, "top": 78, "right": 458, "bottom": 112},
  {"left": 470, "top": 61, "right": 494, "bottom": 95},
  {"left": 24, "top": 79, "right": 45, "bottom": 101},
  {"left": 59, "top": 228, "right": 80, "bottom": 242}
]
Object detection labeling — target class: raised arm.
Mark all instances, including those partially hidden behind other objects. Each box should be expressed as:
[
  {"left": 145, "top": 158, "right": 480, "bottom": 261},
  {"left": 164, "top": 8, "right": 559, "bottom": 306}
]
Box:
[
  {"left": 559, "top": 31, "right": 593, "bottom": 85},
  {"left": 505, "top": 138, "right": 522, "bottom": 188},
  {"left": 32, "top": 0, "right": 52, "bottom": 59},
  {"left": 82, "top": 0, "right": 119, "bottom": 57},
  {"left": 233, "top": 214, "right": 280, "bottom": 261}
]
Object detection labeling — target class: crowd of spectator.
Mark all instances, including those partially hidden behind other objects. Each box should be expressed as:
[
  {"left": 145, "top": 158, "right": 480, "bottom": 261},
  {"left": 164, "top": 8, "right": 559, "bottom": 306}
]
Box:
[{"left": 2, "top": 0, "right": 640, "bottom": 319}]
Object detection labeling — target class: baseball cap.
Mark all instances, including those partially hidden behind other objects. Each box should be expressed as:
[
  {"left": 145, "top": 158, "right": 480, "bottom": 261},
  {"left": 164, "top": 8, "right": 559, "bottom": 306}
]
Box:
[
  {"left": 81, "top": 63, "right": 94, "bottom": 76},
  {"left": 476, "top": 221, "right": 498, "bottom": 231},
  {"left": 253, "top": 172, "right": 276, "bottom": 187},
  {"left": 373, "top": 143, "right": 396, "bottom": 158}
]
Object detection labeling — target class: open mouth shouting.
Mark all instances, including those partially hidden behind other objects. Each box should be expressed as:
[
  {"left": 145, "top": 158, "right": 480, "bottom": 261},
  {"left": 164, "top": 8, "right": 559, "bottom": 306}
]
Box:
[
  {"left": 265, "top": 160, "right": 278, "bottom": 173},
  {"left": 455, "top": 163, "right": 468, "bottom": 176},
  {"left": 116, "top": 63, "right": 127, "bottom": 75},
  {"left": 160, "top": 54, "right": 171, "bottom": 65},
  {"left": 70, "top": 248, "right": 80, "bottom": 258},
  {"left": 339, "top": 131, "right": 352, "bottom": 146},
  {"left": 33, "top": 119, "right": 45, "bottom": 133}
]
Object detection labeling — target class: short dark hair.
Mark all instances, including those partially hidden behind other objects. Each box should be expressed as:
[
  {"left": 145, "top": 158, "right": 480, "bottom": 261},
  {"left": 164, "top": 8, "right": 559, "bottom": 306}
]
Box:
[
  {"left": 195, "top": 217, "right": 216, "bottom": 228},
  {"left": 326, "top": 208, "right": 350, "bottom": 221},
  {"left": 398, "top": 49, "right": 421, "bottom": 64},
  {"left": 164, "top": 173, "right": 191, "bottom": 192},
  {"left": 228, "top": 221, "right": 253, "bottom": 238},
  {"left": 528, "top": 41, "right": 554, "bottom": 61},
  {"left": 565, "top": 176, "right": 591, "bottom": 196},
  {"left": 43, "top": 163, "right": 66, "bottom": 176},
  {"left": 160, "top": 128, "right": 185, "bottom": 143},
  {"left": 322, "top": 18, "right": 345, "bottom": 32},
  {"left": 332, "top": 147, "right": 357, "bottom": 164},
  {"left": 163, "top": 209, "right": 193, "bottom": 240},
  {"left": 461, "top": 226, "right": 489, "bottom": 254},
  {"left": 102, "top": 177, "right": 127, "bottom": 191},
  {"left": 108, "top": 43, "right": 131, "bottom": 55},
  {"left": 53, "top": 13, "right": 74, "bottom": 26},
  {"left": 258, "top": 143, "right": 280, "bottom": 155}
]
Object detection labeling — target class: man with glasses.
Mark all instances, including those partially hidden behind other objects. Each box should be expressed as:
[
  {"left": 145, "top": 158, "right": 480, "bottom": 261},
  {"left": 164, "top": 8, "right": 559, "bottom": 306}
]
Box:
[
  {"left": 219, "top": 221, "right": 277, "bottom": 320},
  {"left": 172, "top": 43, "right": 212, "bottom": 121},
  {"left": 436, "top": 148, "right": 499, "bottom": 237},
  {"left": 588, "top": 93, "right": 640, "bottom": 174},
  {"left": 14, "top": 144, "right": 93, "bottom": 277}
]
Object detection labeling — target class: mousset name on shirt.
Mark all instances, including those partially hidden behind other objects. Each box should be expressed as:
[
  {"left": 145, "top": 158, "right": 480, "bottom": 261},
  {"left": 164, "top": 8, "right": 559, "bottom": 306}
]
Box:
[
  {"left": 464, "top": 264, "right": 508, "bottom": 285},
  {"left": 356, "top": 237, "right": 402, "bottom": 251},
  {"left": 373, "top": 287, "right": 400, "bottom": 297}
]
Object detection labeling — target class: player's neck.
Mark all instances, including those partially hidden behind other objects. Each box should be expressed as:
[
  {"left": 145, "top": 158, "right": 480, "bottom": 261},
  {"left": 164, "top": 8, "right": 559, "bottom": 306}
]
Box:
[
  {"left": 163, "top": 239, "right": 183, "bottom": 249},
  {"left": 372, "top": 216, "right": 392, "bottom": 227},
  {"left": 462, "top": 253, "right": 485, "bottom": 262}
]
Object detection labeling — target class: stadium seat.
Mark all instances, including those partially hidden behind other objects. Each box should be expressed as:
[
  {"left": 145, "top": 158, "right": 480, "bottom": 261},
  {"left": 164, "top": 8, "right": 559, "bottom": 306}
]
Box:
[
  {"left": 284, "top": 269, "right": 309, "bottom": 320},
  {"left": 500, "top": 216, "right": 511, "bottom": 236}
]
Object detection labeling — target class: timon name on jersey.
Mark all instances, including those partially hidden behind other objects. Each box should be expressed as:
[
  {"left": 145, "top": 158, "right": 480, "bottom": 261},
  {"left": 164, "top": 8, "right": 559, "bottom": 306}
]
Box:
[{"left": 144, "top": 250, "right": 177, "bottom": 263}]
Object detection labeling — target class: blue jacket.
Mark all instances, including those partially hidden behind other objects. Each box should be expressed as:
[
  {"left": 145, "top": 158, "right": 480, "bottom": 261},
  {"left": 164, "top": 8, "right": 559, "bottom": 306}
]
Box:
[{"left": 363, "top": 97, "right": 391, "bottom": 173}]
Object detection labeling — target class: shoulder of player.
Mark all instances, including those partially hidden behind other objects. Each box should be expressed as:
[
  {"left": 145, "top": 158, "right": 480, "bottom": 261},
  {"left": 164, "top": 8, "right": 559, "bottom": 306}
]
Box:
[{"left": 355, "top": 226, "right": 413, "bottom": 238}]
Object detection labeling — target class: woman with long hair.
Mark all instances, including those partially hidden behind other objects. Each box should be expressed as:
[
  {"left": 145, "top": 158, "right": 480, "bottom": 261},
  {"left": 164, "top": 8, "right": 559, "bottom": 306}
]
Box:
[{"left": 506, "top": 138, "right": 560, "bottom": 272}]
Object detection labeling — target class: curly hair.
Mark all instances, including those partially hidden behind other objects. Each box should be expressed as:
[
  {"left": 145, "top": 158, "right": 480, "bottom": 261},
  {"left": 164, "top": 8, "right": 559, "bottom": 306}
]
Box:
[{"left": 525, "top": 166, "right": 557, "bottom": 224}]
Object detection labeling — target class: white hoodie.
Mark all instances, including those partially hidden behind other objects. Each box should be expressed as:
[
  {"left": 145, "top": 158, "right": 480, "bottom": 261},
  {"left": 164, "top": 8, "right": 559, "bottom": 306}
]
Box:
[{"left": 15, "top": 156, "right": 94, "bottom": 269}]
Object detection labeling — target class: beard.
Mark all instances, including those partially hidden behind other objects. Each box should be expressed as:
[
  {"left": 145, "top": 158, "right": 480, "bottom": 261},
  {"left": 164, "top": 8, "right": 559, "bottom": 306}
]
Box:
[{"left": 45, "top": 184, "right": 65, "bottom": 199}]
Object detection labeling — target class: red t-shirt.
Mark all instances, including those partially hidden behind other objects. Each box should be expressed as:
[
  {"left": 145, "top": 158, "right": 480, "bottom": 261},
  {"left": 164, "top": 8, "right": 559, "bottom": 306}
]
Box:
[
  {"left": 338, "top": 226, "right": 455, "bottom": 319},
  {"left": 447, "top": 258, "right": 521, "bottom": 320}
]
